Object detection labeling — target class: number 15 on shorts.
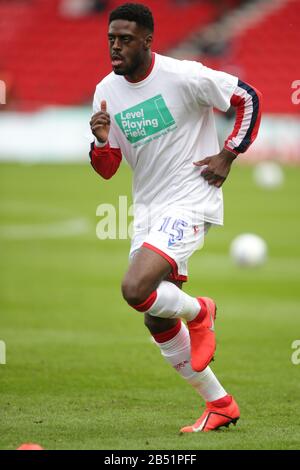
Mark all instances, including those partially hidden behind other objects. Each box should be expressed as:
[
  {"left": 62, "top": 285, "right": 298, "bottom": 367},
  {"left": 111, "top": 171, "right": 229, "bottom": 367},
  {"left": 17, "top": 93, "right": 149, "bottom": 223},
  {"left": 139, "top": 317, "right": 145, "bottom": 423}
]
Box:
[{"left": 158, "top": 217, "right": 188, "bottom": 247}]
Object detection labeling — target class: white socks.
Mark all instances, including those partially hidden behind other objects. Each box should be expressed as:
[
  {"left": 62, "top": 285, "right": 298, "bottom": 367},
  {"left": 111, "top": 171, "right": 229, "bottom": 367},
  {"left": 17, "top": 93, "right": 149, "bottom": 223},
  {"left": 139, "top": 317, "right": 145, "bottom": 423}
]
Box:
[
  {"left": 132, "top": 278, "right": 226, "bottom": 402},
  {"left": 153, "top": 321, "right": 226, "bottom": 402},
  {"left": 145, "top": 280, "right": 200, "bottom": 322}
]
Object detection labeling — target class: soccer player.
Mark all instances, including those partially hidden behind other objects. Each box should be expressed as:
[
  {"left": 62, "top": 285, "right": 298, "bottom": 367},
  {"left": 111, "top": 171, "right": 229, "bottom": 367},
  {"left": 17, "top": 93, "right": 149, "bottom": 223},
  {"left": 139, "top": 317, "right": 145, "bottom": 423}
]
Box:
[{"left": 89, "top": 3, "right": 262, "bottom": 433}]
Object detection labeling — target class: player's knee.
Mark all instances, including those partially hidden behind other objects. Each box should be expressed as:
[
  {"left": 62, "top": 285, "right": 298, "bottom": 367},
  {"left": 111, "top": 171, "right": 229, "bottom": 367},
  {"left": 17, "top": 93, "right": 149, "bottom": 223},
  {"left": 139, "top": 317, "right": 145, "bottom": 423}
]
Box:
[{"left": 121, "top": 278, "right": 148, "bottom": 306}]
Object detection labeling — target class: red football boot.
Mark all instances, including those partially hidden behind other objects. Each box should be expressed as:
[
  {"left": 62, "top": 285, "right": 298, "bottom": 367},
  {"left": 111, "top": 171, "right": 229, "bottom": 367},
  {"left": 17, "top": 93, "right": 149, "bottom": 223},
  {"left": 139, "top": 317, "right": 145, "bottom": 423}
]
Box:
[
  {"left": 180, "top": 395, "right": 240, "bottom": 433},
  {"left": 187, "top": 297, "right": 217, "bottom": 372}
]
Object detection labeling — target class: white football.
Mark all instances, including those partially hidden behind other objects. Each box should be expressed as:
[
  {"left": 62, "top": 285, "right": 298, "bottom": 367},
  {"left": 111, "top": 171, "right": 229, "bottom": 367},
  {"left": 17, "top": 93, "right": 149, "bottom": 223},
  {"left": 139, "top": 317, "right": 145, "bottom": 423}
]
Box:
[
  {"left": 230, "top": 233, "right": 267, "bottom": 267},
  {"left": 253, "top": 161, "right": 284, "bottom": 189}
]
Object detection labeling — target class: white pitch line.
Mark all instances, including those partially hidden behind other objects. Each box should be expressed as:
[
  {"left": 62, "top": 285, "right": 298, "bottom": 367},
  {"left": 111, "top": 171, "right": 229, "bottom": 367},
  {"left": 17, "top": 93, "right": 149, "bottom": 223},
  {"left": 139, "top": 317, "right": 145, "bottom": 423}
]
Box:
[{"left": 0, "top": 217, "right": 91, "bottom": 239}]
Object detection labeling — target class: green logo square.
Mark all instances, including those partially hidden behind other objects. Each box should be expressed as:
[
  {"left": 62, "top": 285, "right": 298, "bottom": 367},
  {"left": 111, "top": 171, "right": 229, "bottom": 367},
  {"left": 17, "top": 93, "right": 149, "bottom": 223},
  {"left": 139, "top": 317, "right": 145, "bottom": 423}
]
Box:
[{"left": 115, "top": 94, "right": 176, "bottom": 145}]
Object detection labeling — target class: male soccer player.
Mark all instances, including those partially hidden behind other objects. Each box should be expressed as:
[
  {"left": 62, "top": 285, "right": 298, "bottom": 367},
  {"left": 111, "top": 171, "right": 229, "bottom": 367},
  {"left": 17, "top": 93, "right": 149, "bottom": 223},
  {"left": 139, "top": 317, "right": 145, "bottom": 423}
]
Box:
[{"left": 89, "top": 3, "right": 262, "bottom": 433}]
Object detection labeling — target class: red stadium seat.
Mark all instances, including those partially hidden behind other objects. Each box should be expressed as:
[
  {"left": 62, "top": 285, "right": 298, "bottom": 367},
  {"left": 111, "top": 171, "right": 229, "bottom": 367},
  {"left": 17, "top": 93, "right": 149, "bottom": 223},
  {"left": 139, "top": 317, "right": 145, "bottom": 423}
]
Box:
[{"left": 0, "top": 0, "right": 217, "bottom": 108}]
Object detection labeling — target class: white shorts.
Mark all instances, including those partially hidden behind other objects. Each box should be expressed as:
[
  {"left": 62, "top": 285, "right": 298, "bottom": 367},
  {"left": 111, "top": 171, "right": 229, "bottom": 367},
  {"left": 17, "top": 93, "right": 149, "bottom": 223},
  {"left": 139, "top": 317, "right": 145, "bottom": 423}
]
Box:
[{"left": 129, "top": 208, "right": 211, "bottom": 282}]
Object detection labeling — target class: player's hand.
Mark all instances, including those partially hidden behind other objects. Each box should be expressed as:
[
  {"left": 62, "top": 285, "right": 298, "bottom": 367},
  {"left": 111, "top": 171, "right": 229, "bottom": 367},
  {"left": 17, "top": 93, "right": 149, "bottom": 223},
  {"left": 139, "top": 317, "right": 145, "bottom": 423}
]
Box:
[
  {"left": 193, "top": 148, "right": 236, "bottom": 187},
  {"left": 90, "top": 100, "right": 110, "bottom": 143}
]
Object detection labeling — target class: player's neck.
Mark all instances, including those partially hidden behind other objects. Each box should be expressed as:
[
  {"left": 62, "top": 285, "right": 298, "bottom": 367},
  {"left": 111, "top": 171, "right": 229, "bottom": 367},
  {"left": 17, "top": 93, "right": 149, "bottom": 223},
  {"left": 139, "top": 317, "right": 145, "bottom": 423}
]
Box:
[{"left": 125, "top": 52, "right": 154, "bottom": 83}]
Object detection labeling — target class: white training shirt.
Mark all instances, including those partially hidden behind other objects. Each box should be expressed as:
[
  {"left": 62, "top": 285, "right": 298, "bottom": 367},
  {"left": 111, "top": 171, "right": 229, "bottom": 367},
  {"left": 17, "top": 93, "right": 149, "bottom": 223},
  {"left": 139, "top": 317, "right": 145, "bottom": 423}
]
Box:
[{"left": 93, "top": 53, "right": 238, "bottom": 227}]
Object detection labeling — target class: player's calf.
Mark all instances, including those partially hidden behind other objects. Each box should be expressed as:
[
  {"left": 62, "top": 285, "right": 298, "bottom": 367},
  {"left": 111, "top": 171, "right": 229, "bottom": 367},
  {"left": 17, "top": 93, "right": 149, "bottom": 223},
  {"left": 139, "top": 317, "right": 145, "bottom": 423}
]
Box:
[{"left": 144, "top": 313, "right": 178, "bottom": 335}]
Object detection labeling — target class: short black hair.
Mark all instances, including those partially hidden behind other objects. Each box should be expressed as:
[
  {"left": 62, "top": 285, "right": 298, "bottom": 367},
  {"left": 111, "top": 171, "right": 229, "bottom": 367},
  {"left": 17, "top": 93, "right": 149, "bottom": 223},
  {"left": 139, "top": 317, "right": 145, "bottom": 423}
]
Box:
[{"left": 109, "top": 3, "right": 154, "bottom": 32}]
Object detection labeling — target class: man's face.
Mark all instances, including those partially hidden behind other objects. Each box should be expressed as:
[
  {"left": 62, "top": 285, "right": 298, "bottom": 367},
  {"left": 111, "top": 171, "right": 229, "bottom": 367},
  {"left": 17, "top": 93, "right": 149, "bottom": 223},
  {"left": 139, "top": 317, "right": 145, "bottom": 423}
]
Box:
[{"left": 108, "top": 20, "right": 152, "bottom": 76}]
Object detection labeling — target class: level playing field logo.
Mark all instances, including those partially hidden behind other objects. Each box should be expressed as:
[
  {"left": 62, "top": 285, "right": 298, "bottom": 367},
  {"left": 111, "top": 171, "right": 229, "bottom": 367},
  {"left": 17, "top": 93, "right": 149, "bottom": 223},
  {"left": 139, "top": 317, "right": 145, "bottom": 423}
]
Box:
[{"left": 115, "top": 94, "right": 176, "bottom": 146}]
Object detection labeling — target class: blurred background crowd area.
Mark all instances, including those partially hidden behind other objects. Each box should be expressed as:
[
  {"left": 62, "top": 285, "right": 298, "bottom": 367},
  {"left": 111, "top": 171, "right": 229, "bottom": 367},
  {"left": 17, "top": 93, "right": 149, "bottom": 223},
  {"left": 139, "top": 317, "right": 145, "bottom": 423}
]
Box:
[{"left": 0, "top": 0, "right": 299, "bottom": 163}]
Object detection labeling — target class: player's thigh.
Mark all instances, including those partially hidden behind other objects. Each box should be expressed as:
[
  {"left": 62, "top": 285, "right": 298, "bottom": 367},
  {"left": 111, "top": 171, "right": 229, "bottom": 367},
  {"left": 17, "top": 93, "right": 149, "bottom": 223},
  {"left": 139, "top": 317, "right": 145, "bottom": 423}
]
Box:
[{"left": 122, "top": 245, "right": 172, "bottom": 303}]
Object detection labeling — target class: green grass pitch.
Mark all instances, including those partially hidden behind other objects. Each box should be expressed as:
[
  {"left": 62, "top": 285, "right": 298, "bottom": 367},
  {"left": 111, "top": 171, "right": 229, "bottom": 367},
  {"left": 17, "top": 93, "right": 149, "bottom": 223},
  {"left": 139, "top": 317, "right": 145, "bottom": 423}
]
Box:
[{"left": 0, "top": 161, "right": 300, "bottom": 450}]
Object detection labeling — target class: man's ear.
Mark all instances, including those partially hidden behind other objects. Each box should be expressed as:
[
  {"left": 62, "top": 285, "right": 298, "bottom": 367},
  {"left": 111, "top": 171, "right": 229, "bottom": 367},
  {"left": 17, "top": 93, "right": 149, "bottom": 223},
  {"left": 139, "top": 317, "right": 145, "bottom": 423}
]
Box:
[{"left": 144, "top": 34, "right": 153, "bottom": 50}]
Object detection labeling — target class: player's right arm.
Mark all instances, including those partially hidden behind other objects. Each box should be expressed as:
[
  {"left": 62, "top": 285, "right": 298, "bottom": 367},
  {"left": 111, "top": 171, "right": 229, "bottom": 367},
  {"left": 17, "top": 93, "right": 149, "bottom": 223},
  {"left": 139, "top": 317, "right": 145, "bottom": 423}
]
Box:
[
  {"left": 90, "top": 100, "right": 111, "bottom": 143},
  {"left": 89, "top": 100, "right": 122, "bottom": 180}
]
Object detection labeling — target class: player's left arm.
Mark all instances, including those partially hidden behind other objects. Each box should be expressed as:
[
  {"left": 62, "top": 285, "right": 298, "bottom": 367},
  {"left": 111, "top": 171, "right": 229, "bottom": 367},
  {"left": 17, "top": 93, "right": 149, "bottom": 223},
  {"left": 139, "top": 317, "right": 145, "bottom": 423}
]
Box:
[{"left": 194, "top": 79, "right": 262, "bottom": 187}]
